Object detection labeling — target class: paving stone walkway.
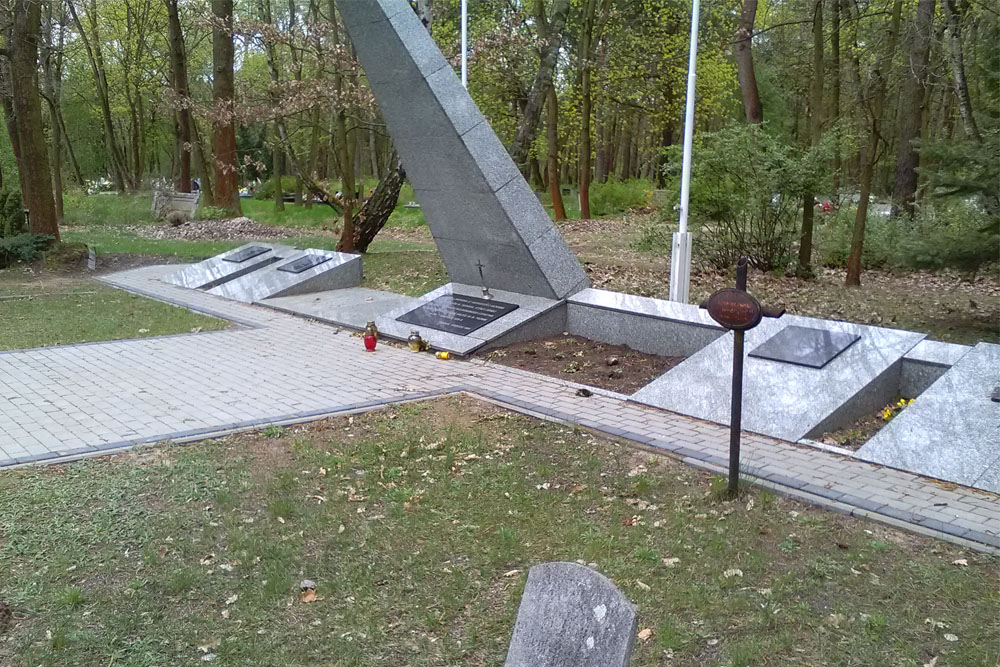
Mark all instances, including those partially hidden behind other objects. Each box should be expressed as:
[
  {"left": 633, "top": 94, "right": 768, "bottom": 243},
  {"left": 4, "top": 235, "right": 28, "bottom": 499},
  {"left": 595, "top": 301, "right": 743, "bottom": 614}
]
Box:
[{"left": 1, "top": 265, "right": 997, "bottom": 553}]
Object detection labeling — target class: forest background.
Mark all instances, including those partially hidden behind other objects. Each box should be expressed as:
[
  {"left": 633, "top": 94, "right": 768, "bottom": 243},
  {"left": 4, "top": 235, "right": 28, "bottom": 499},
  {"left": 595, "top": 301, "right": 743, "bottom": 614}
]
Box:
[{"left": 0, "top": 0, "right": 996, "bottom": 286}]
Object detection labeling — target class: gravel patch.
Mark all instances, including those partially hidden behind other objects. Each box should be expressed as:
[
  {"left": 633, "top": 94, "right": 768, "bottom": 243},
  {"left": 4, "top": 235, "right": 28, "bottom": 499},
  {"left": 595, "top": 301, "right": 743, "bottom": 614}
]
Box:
[{"left": 124, "top": 217, "right": 327, "bottom": 241}]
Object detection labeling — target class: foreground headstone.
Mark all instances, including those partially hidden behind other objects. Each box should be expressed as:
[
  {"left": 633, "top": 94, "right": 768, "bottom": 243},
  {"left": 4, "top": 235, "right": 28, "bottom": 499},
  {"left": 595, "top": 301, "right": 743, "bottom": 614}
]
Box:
[
  {"left": 336, "top": 0, "right": 588, "bottom": 300},
  {"left": 504, "top": 562, "right": 637, "bottom": 667}
]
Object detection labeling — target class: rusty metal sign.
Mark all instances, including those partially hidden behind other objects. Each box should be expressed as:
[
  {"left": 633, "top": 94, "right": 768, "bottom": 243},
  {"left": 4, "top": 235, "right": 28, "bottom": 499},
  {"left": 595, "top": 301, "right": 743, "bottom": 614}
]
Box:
[{"left": 705, "top": 287, "right": 763, "bottom": 331}]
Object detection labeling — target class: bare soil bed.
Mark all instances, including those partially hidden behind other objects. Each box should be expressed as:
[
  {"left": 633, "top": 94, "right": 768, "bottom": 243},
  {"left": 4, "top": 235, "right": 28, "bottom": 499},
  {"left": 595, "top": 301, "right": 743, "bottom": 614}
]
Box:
[
  {"left": 478, "top": 334, "right": 683, "bottom": 394},
  {"left": 124, "top": 217, "right": 320, "bottom": 241}
]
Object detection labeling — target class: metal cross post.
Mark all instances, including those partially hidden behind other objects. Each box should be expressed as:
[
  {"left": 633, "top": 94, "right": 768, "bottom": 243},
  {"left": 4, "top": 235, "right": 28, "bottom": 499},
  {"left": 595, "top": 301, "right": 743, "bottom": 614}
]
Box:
[
  {"left": 475, "top": 259, "right": 493, "bottom": 300},
  {"left": 702, "top": 258, "right": 784, "bottom": 497}
]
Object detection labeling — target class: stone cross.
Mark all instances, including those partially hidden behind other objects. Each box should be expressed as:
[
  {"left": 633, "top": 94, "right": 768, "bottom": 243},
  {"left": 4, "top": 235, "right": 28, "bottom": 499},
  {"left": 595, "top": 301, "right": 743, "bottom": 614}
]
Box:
[{"left": 504, "top": 562, "right": 637, "bottom": 667}]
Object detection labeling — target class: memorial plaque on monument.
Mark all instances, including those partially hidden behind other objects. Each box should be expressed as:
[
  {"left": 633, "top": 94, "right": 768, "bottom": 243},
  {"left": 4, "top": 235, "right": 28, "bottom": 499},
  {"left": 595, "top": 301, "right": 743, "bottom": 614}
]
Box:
[
  {"left": 749, "top": 325, "right": 860, "bottom": 369},
  {"left": 223, "top": 245, "right": 270, "bottom": 263},
  {"left": 397, "top": 294, "right": 518, "bottom": 335},
  {"left": 278, "top": 254, "right": 332, "bottom": 274}
]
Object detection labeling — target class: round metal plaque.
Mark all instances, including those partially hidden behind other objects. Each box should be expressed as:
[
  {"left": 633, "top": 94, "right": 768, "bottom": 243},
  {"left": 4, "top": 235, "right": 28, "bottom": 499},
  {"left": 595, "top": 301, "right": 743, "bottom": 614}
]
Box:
[{"left": 705, "top": 288, "right": 762, "bottom": 331}]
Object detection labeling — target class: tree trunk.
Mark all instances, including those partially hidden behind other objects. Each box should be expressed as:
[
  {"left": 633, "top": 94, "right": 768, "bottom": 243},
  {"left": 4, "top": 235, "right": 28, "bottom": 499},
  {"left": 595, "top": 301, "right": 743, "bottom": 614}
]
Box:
[
  {"left": 166, "top": 0, "right": 191, "bottom": 192},
  {"left": 191, "top": 116, "right": 215, "bottom": 203},
  {"left": 845, "top": 0, "right": 902, "bottom": 286},
  {"left": 272, "top": 124, "right": 285, "bottom": 211},
  {"left": 211, "top": 0, "right": 241, "bottom": 216},
  {"left": 510, "top": 0, "right": 571, "bottom": 170},
  {"left": 545, "top": 86, "right": 566, "bottom": 221},
  {"left": 58, "top": 109, "right": 83, "bottom": 185},
  {"left": 41, "top": 2, "right": 65, "bottom": 221},
  {"left": 798, "top": 0, "right": 824, "bottom": 275},
  {"left": 68, "top": 0, "right": 127, "bottom": 193},
  {"left": 353, "top": 152, "right": 404, "bottom": 252},
  {"left": 891, "top": 0, "right": 936, "bottom": 216},
  {"left": 578, "top": 0, "right": 597, "bottom": 219},
  {"left": 7, "top": 0, "right": 58, "bottom": 239},
  {"left": 941, "top": 0, "right": 980, "bottom": 143},
  {"left": 735, "top": 0, "right": 763, "bottom": 123},
  {"left": 831, "top": 0, "right": 841, "bottom": 190}
]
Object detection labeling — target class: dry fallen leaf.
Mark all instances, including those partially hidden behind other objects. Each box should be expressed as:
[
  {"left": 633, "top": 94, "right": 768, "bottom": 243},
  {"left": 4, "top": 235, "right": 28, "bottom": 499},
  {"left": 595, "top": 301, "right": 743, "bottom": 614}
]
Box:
[
  {"left": 951, "top": 559, "right": 968, "bottom": 567},
  {"left": 298, "top": 589, "right": 324, "bottom": 603},
  {"left": 636, "top": 580, "right": 651, "bottom": 591},
  {"left": 503, "top": 569, "right": 522, "bottom": 577},
  {"left": 723, "top": 568, "right": 743, "bottom": 579},
  {"left": 637, "top": 628, "right": 653, "bottom": 641},
  {"left": 943, "top": 633, "right": 958, "bottom": 642},
  {"left": 662, "top": 557, "right": 681, "bottom": 568},
  {"left": 225, "top": 594, "right": 238, "bottom": 606}
]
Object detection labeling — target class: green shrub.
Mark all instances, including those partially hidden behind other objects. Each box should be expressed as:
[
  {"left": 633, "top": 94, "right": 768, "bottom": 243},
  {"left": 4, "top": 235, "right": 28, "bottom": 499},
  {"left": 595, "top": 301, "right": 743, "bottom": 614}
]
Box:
[
  {"left": 0, "top": 189, "right": 27, "bottom": 238},
  {"left": 253, "top": 176, "right": 302, "bottom": 200},
  {"left": 589, "top": 179, "right": 653, "bottom": 217},
  {"left": 895, "top": 204, "right": 998, "bottom": 277},
  {"left": 631, "top": 215, "right": 671, "bottom": 253},
  {"left": 816, "top": 200, "right": 999, "bottom": 277},
  {"left": 815, "top": 206, "right": 896, "bottom": 269},
  {"left": 676, "top": 124, "right": 828, "bottom": 272},
  {"left": 0, "top": 233, "right": 51, "bottom": 267}
]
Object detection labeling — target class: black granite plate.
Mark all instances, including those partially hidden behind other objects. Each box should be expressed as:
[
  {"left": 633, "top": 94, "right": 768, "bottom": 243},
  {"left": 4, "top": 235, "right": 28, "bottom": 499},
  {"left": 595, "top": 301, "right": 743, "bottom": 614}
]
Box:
[
  {"left": 397, "top": 294, "right": 518, "bottom": 336},
  {"left": 749, "top": 325, "right": 860, "bottom": 369}
]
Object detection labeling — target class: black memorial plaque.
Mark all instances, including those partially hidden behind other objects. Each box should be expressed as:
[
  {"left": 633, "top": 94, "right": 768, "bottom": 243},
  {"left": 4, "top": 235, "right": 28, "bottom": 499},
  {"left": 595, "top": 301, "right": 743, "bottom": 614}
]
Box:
[
  {"left": 397, "top": 294, "right": 519, "bottom": 335},
  {"left": 749, "top": 325, "right": 860, "bottom": 369},
  {"left": 223, "top": 245, "right": 269, "bottom": 263},
  {"left": 277, "top": 254, "right": 332, "bottom": 274}
]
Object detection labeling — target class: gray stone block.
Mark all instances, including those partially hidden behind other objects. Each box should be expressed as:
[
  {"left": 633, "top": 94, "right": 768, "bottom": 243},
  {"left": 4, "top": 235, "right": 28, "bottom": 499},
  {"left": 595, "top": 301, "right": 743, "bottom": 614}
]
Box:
[
  {"left": 207, "top": 250, "right": 362, "bottom": 303},
  {"left": 426, "top": 67, "right": 486, "bottom": 136},
  {"left": 434, "top": 238, "right": 559, "bottom": 300},
  {"left": 375, "top": 282, "right": 562, "bottom": 356},
  {"left": 261, "top": 287, "right": 417, "bottom": 331},
  {"left": 162, "top": 243, "right": 296, "bottom": 290},
  {"left": 857, "top": 342, "right": 1000, "bottom": 493},
  {"left": 337, "top": 0, "right": 588, "bottom": 300},
  {"left": 526, "top": 228, "right": 590, "bottom": 298},
  {"left": 460, "top": 121, "right": 523, "bottom": 192},
  {"left": 504, "top": 562, "right": 637, "bottom": 667},
  {"left": 631, "top": 315, "right": 925, "bottom": 442},
  {"left": 567, "top": 303, "right": 724, "bottom": 358}
]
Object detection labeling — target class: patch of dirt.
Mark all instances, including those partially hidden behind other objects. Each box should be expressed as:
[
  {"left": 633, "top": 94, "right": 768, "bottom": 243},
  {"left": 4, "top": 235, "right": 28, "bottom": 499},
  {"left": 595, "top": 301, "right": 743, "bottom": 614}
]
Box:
[
  {"left": 818, "top": 399, "right": 915, "bottom": 450},
  {"left": 124, "top": 217, "right": 325, "bottom": 241},
  {"left": 818, "top": 410, "right": 889, "bottom": 451},
  {"left": 477, "top": 334, "right": 684, "bottom": 394}
]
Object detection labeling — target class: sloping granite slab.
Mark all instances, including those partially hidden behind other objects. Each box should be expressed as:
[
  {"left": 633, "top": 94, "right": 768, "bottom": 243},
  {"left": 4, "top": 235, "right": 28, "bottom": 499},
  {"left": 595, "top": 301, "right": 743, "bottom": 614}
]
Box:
[
  {"left": 260, "top": 287, "right": 417, "bottom": 331},
  {"left": 336, "top": 0, "right": 587, "bottom": 300},
  {"left": 857, "top": 342, "right": 1000, "bottom": 493},
  {"left": 631, "top": 315, "right": 925, "bottom": 442},
  {"left": 376, "top": 283, "right": 562, "bottom": 356},
  {"left": 207, "top": 249, "right": 362, "bottom": 303},
  {"left": 161, "top": 243, "right": 297, "bottom": 290}
]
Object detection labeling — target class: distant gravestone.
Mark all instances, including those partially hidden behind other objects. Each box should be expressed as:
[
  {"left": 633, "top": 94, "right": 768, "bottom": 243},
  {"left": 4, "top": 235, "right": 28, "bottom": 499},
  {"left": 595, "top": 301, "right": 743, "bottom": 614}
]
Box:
[{"left": 504, "top": 562, "right": 637, "bottom": 667}]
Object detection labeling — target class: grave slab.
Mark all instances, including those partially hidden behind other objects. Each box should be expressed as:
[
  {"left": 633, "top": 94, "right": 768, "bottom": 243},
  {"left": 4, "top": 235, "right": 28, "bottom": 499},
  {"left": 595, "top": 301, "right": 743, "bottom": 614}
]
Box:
[
  {"left": 504, "top": 562, "right": 637, "bottom": 667},
  {"left": 161, "top": 243, "right": 296, "bottom": 290},
  {"left": 337, "top": 0, "right": 588, "bottom": 300},
  {"left": 375, "top": 283, "right": 562, "bottom": 356},
  {"left": 857, "top": 342, "right": 1000, "bottom": 493},
  {"left": 260, "top": 287, "right": 418, "bottom": 331},
  {"left": 206, "top": 249, "right": 362, "bottom": 303},
  {"left": 631, "top": 315, "right": 925, "bottom": 442}
]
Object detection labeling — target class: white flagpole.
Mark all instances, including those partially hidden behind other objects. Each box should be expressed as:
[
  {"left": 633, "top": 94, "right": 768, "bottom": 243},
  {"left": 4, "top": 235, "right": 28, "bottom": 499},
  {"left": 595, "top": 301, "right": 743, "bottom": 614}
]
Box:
[{"left": 668, "top": 0, "right": 701, "bottom": 304}]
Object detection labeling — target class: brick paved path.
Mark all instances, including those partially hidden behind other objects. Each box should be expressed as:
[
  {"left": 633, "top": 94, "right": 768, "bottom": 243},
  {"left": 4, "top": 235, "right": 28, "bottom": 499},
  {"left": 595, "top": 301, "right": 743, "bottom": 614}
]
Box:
[{"left": 1, "top": 265, "right": 997, "bottom": 553}]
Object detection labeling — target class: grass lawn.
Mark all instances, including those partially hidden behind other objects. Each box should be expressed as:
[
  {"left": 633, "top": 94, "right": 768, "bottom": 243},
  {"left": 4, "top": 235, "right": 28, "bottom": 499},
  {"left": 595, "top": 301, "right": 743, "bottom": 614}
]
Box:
[
  {"left": 0, "top": 273, "right": 228, "bottom": 351},
  {"left": 0, "top": 398, "right": 995, "bottom": 666}
]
